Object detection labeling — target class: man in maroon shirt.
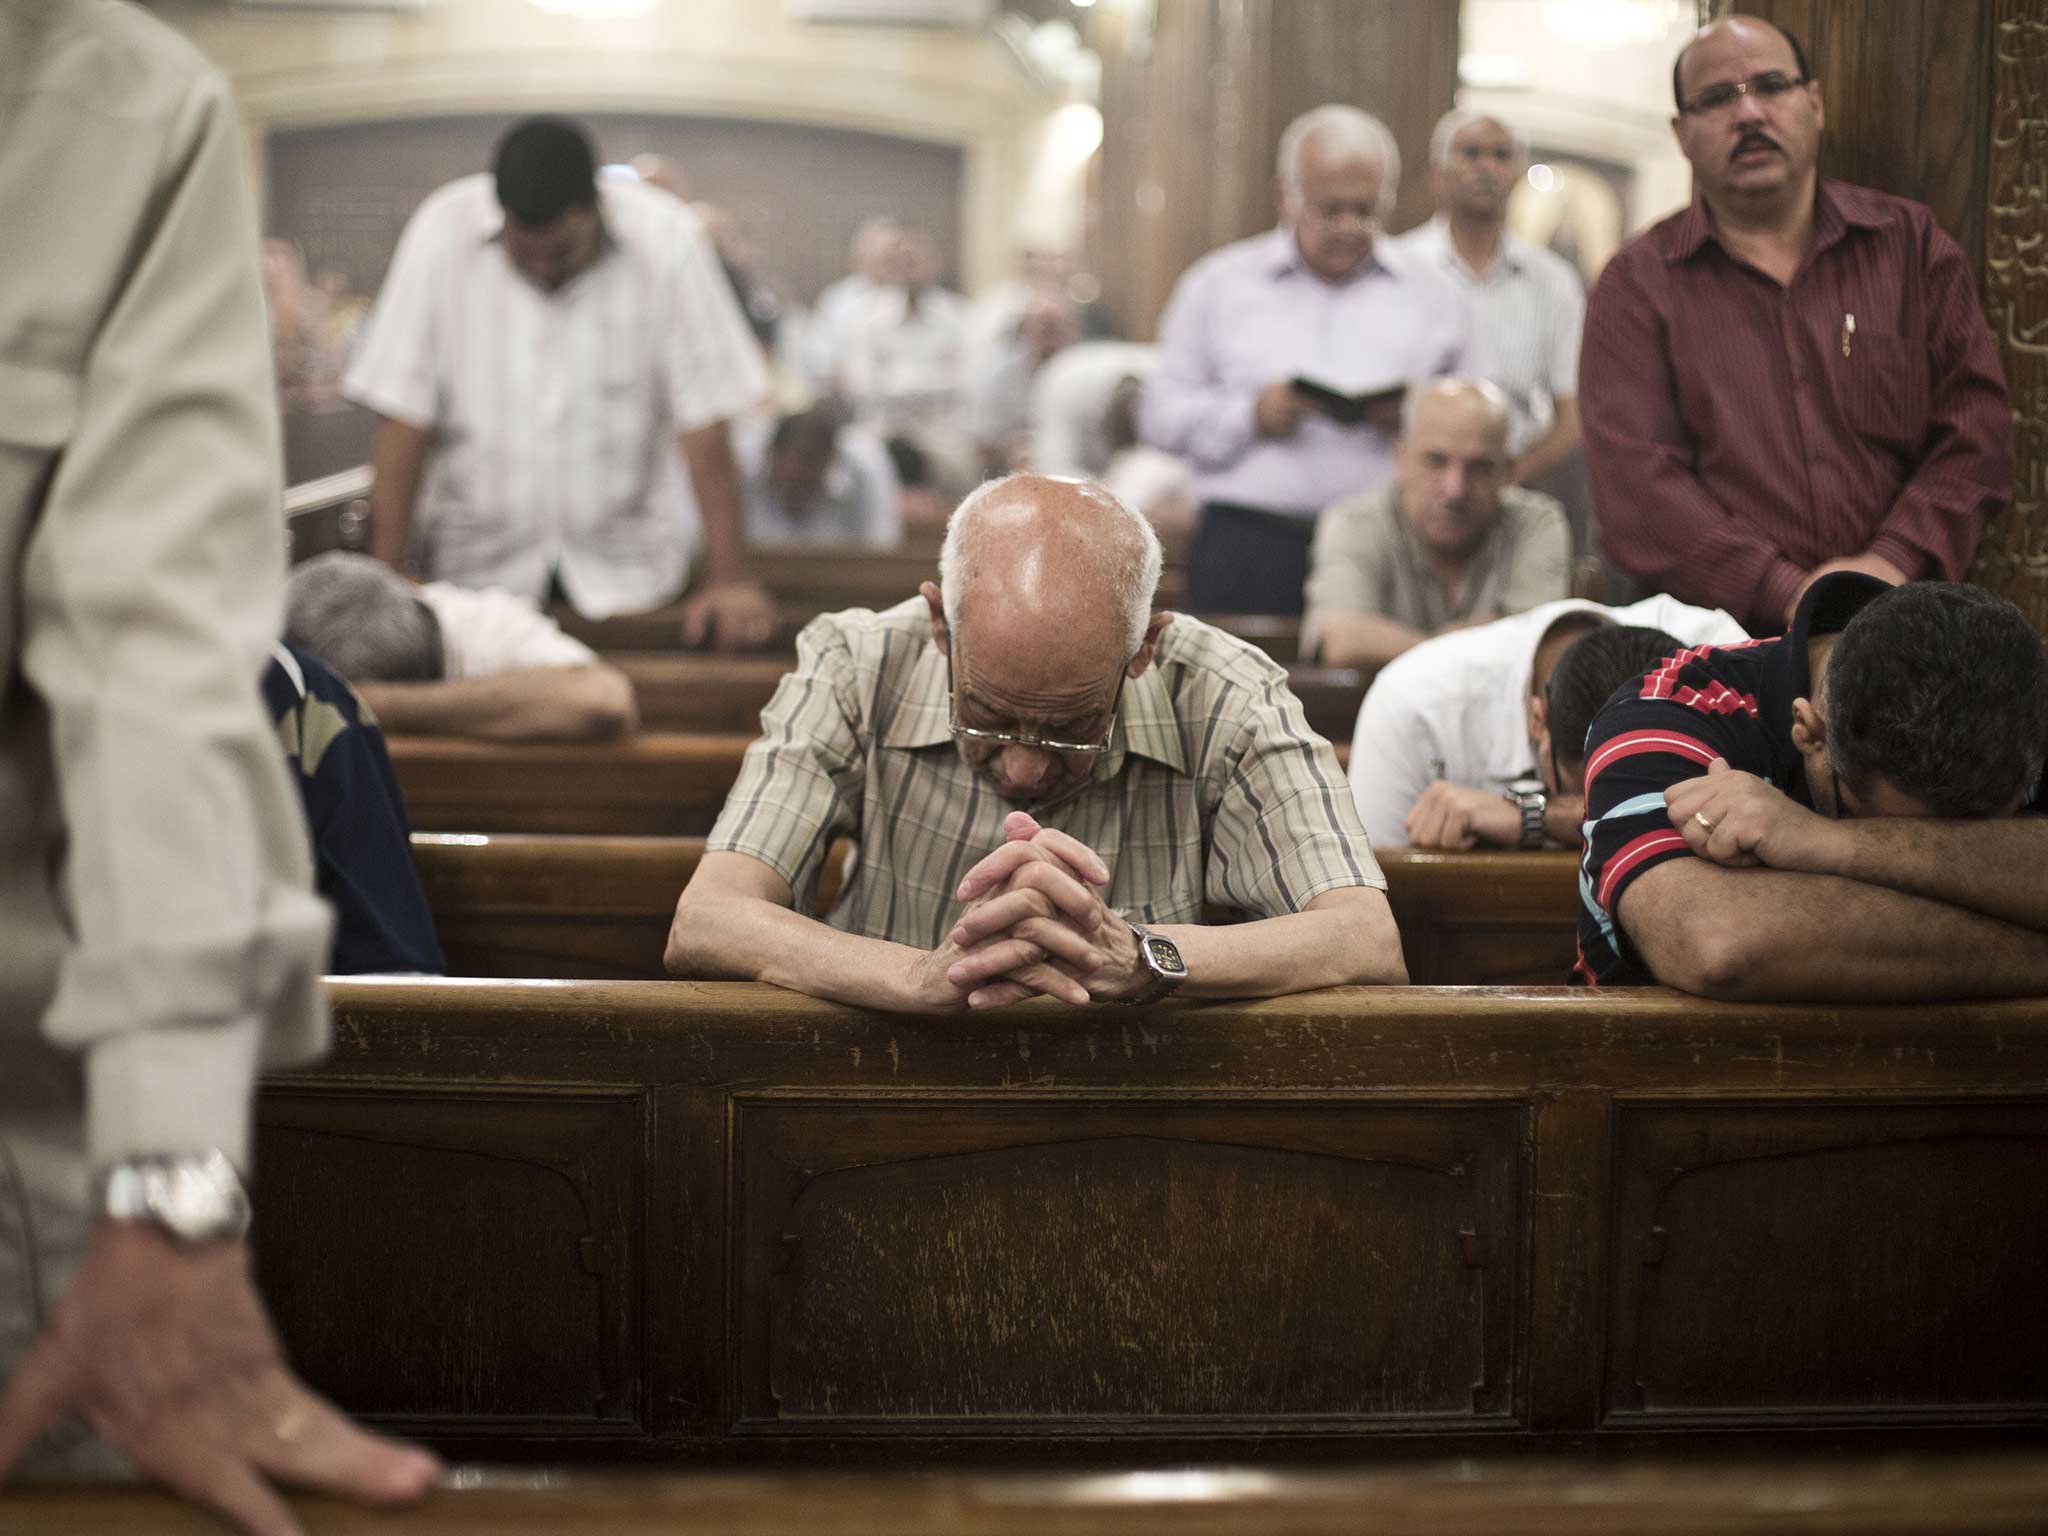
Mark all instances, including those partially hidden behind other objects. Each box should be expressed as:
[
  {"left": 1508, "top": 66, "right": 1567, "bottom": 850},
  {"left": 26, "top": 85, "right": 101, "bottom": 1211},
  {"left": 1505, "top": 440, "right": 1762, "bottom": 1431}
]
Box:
[{"left": 1579, "top": 17, "right": 2011, "bottom": 635}]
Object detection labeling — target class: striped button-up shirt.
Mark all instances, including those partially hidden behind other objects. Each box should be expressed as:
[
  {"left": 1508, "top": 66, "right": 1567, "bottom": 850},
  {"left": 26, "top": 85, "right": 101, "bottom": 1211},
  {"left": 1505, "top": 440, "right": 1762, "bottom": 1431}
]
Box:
[
  {"left": 1579, "top": 182, "right": 2010, "bottom": 632},
  {"left": 1387, "top": 217, "right": 1585, "bottom": 455},
  {"left": 344, "top": 175, "right": 768, "bottom": 619},
  {"left": 1139, "top": 228, "right": 1470, "bottom": 520},
  {"left": 708, "top": 599, "right": 1383, "bottom": 947}
]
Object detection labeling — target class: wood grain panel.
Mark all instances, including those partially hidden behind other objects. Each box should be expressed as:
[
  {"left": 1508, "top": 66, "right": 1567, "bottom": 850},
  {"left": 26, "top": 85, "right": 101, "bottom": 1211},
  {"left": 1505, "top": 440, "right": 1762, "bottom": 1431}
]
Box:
[
  {"left": 255, "top": 1088, "right": 644, "bottom": 1434},
  {"left": 1606, "top": 1100, "right": 2048, "bottom": 1424},
  {"left": 388, "top": 731, "right": 753, "bottom": 836},
  {"left": 736, "top": 1101, "right": 1521, "bottom": 1428}
]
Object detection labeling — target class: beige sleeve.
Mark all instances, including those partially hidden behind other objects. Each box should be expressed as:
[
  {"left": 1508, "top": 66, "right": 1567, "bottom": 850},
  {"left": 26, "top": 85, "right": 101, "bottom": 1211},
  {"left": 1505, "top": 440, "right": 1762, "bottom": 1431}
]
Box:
[
  {"left": 1300, "top": 494, "right": 1389, "bottom": 657},
  {"left": 18, "top": 65, "right": 331, "bottom": 1170},
  {"left": 1493, "top": 492, "right": 1574, "bottom": 619}
]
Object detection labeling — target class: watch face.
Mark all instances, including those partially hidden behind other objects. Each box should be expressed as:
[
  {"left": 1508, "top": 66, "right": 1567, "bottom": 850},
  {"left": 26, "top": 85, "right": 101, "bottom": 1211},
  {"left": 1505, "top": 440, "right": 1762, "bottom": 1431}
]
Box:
[{"left": 1143, "top": 935, "right": 1187, "bottom": 976}]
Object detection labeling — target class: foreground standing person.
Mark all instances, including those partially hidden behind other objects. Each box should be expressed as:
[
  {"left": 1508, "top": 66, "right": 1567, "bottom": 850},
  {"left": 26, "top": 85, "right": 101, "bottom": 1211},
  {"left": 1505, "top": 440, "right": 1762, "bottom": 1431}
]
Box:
[
  {"left": 0, "top": 3, "right": 439, "bottom": 1529},
  {"left": 668, "top": 475, "right": 1405, "bottom": 1007}
]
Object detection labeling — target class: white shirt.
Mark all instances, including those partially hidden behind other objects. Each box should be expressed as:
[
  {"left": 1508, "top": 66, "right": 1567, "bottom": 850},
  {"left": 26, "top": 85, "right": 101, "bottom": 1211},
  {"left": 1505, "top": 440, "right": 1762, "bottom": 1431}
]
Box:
[
  {"left": 1030, "top": 340, "right": 1160, "bottom": 479},
  {"left": 731, "top": 416, "right": 902, "bottom": 548},
  {"left": 1347, "top": 595, "right": 1749, "bottom": 846},
  {"left": 1386, "top": 218, "right": 1585, "bottom": 456},
  {"left": 839, "top": 284, "right": 969, "bottom": 439},
  {"left": 344, "top": 175, "right": 768, "bottom": 619},
  {"left": 802, "top": 271, "right": 876, "bottom": 388},
  {"left": 416, "top": 581, "right": 598, "bottom": 680}
]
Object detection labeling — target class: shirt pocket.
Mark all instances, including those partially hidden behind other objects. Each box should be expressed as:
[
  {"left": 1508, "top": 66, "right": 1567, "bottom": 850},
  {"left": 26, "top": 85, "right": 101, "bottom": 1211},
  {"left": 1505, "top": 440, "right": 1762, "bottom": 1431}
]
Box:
[{"left": 1835, "top": 329, "right": 1928, "bottom": 457}]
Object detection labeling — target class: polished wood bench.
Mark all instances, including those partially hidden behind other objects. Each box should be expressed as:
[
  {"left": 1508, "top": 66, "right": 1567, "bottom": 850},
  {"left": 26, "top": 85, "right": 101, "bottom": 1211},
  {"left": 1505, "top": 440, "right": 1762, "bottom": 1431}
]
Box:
[
  {"left": 254, "top": 982, "right": 2048, "bottom": 1461},
  {"left": 609, "top": 652, "right": 1369, "bottom": 743},
  {"left": 413, "top": 834, "right": 1577, "bottom": 986},
  {"left": 391, "top": 735, "right": 1352, "bottom": 837},
  {"left": 25, "top": 1452, "right": 2048, "bottom": 1533},
  {"left": 389, "top": 733, "right": 755, "bottom": 836}
]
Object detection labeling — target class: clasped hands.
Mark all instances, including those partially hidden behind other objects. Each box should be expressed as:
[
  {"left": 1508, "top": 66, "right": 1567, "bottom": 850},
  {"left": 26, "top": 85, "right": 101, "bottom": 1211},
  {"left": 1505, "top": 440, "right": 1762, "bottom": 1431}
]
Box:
[
  {"left": 911, "top": 811, "right": 1146, "bottom": 1009},
  {"left": 1666, "top": 755, "right": 1843, "bottom": 872}
]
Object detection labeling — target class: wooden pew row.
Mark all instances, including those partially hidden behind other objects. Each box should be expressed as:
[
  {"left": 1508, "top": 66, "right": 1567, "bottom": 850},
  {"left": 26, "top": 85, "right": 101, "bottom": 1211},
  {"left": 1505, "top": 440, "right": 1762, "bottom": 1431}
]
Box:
[
  {"left": 255, "top": 981, "right": 2048, "bottom": 1460},
  {"left": 283, "top": 464, "right": 372, "bottom": 563},
  {"left": 413, "top": 834, "right": 1579, "bottom": 987},
  {"left": 392, "top": 733, "right": 1351, "bottom": 837},
  {"left": 609, "top": 652, "right": 1369, "bottom": 743},
  {"left": 25, "top": 1454, "right": 2048, "bottom": 1533}
]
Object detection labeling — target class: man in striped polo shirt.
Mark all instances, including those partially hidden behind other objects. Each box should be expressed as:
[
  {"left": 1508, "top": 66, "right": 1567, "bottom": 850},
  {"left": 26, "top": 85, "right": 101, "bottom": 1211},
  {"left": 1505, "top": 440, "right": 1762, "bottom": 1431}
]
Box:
[{"left": 1575, "top": 574, "right": 2048, "bottom": 998}]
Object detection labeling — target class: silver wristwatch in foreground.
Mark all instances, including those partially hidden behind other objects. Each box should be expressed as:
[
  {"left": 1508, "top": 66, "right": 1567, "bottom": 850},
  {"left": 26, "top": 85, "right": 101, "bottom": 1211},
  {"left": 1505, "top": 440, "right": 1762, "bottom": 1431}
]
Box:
[
  {"left": 93, "top": 1149, "right": 252, "bottom": 1244},
  {"left": 1503, "top": 781, "right": 1549, "bottom": 849}
]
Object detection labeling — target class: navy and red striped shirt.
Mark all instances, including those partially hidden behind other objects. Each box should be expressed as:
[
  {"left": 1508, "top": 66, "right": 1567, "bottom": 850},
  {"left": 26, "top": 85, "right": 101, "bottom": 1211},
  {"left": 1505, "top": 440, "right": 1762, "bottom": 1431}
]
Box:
[{"left": 1575, "top": 573, "right": 1901, "bottom": 986}]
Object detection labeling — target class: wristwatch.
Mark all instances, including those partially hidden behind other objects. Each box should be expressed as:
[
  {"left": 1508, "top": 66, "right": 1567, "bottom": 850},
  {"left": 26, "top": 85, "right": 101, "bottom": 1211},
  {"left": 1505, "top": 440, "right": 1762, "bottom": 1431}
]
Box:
[
  {"left": 1502, "top": 780, "right": 1549, "bottom": 849},
  {"left": 93, "top": 1149, "right": 252, "bottom": 1245},
  {"left": 1112, "top": 919, "right": 1188, "bottom": 1005}
]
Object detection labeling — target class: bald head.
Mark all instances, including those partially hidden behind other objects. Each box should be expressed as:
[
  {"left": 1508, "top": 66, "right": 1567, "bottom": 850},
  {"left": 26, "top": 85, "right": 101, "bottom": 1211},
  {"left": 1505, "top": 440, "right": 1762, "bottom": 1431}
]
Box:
[
  {"left": 630, "top": 153, "right": 688, "bottom": 199},
  {"left": 938, "top": 474, "right": 1162, "bottom": 659}
]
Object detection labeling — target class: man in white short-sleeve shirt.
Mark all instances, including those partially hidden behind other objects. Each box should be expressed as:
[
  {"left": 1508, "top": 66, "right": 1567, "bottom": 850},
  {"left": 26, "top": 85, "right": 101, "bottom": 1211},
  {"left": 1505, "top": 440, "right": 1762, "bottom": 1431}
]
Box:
[
  {"left": 1348, "top": 595, "right": 1747, "bottom": 848},
  {"left": 344, "top": 116, "right": 772, "bottom": 643},
  {"left": 287, "top": 552, "right": 637, "bottom": 742}
]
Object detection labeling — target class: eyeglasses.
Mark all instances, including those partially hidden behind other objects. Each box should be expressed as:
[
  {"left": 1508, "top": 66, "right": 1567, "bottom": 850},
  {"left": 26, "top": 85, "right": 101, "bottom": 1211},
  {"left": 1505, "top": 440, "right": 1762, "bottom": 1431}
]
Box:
[
  {"left": 1680, "top": 70, "right": 1808, "bottom": 116},
  {"left": 946, "top": 654, "right": 1124, "bottom": 757}
]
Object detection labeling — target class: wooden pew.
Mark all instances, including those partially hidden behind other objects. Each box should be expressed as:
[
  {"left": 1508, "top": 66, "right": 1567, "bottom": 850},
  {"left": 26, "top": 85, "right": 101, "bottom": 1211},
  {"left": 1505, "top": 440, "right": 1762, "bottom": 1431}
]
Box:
[
  {"left": 414, "top": 834, "right": 1577, "bottom": 986},
  {"left": 391, "top": 734, "right": 1351, "bottom": 838},
  {"left": 283, "top": 465, "right": 372, "bottom": 563},
  {"left": 24, "top": 1453, "right": 2048, "bottom": 1533},
  {"left": 254, "top": 981, "right": 2048, "bottom": 1461},
  {"left": 389, "top": 733, "right": 753, "bottom": 836},
  {"left": 611, "top": 651, "right": 1370, "bottom": 743}
]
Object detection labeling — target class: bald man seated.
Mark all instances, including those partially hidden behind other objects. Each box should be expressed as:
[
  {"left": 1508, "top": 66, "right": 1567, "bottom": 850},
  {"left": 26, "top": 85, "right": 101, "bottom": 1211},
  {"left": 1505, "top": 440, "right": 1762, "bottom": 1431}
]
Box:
[{"left": 668, "top": 474, "right": 1405, "bottom": 1009}]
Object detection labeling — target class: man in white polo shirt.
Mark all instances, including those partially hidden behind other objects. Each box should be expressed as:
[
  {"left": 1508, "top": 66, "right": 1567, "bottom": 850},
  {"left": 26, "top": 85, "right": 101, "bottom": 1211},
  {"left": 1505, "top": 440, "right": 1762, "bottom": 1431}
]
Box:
[
  {"left": 345, "top": 117, "right": 772, "bottom": 646},
  {"left": 1348, "top": 595, "right": 1747, "bottom": 849}
]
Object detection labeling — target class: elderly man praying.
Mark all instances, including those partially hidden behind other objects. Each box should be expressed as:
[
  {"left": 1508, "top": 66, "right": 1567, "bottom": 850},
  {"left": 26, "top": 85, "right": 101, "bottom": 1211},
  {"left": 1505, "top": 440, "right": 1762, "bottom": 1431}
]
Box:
[{"left": 667, "top": 474, "right": 1405, "bottom": 1008}]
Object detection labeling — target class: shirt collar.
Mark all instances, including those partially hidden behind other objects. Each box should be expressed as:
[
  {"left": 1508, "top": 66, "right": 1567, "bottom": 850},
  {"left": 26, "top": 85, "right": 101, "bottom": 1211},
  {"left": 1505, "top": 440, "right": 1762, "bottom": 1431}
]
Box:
[
  {"left": 1267, "top": 225, "right": 1391, "bottom": 284},
  {"left": 1664, "top": 179, "right": 1878, "bottom": 266},
  {"left": 1761, "top": 570, "right": 1890, "bottom": 801},
  {"left": 878, "top": 634, "right": 1190, "bottom": 778},
  {"left": 1419, "top": 215, "right": 1527, "bottom": 278}
]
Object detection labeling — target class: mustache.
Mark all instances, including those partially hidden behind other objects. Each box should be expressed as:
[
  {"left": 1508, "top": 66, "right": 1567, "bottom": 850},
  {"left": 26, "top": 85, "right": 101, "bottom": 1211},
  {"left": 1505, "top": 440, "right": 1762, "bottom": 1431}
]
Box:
[{"left": 1732, "top": 129, "right": 1783, "bottom": 161}]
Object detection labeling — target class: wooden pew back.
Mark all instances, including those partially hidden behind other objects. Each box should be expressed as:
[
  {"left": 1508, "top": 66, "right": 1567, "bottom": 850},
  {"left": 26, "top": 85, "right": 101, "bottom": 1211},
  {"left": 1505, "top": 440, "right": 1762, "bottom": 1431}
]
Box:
[
  {"left": 257, "top": 980, "right": 2048, "bottom": 1461},
  {"left": 415, "top": 834, "right": 1578, "bottom": 985}
]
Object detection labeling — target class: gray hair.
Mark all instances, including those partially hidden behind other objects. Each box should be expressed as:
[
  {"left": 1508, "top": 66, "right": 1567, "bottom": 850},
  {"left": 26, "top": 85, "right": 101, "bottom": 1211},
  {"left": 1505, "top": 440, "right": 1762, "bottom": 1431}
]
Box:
[
  {"left": 1399, "top": 375, "right": 1514, "bottom": 443},
  {"left": 1276, "top": 104, "right": 1401, "bottom": 219},
  {"left": 938, "top": 474, "right": 1163, "bottom": 657},
  {"left": 285, "top": 552, "right": 444, "bottom": 682},
  {"left": 1428, "top": 107, "right": 1528, "bottom": 170}
]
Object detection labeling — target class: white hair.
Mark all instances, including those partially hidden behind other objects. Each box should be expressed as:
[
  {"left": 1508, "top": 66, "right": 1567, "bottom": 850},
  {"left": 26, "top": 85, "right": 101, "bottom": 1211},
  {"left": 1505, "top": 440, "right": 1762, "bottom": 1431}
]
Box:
[
  {"left": 1428, "top": 107, "right": 1528, "bottom": 170},
  {"left": 1276, "top": 104, "right": 1401, "bottom": 219},
  {"left": 285, "top": 552, "right": 443, "bottom": 681},
  {"left": 1399, "top": 375, "right": 1514, "bottom": 443},
  {"left": 938, "top": 474, "right": 1164, "bottom": 657}
]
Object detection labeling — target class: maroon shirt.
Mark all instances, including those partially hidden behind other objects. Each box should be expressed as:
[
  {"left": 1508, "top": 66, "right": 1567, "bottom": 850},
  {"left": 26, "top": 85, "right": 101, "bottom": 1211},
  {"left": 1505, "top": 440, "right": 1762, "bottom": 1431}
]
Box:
[{"left": 1579, "top": 181, "right": 2011, "bottom": 632}]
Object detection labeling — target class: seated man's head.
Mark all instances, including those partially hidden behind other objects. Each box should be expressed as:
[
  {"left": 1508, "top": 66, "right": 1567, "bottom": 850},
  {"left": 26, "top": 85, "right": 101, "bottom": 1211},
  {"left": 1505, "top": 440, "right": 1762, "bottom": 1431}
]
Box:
[
  {"left": 286, "top": 553, "right": 444, "bottom": 683},
  {"left": 494, "top": 117, "right": 602, "bottom": 292},
  {"left": 923, "top": 474, "right": 1167, "bottom": 807},
  {"left": 1802, "top": 582, "right": 2048, "bottom": 819},
  {"left": 1539, "top": 624, "right": 1687, "bottom": 795},
  {"left": 1276, "top": 104, "right": 1401, "bottom": 283},
  {"left": 767, "top": 408, "right": 844, "bottom": 515},
  {"left": 849, "top": 216, "right": 903, "bottom": 282},
  {"left": 1396, "top": 377, "right": 1514, "bottom": 566}
]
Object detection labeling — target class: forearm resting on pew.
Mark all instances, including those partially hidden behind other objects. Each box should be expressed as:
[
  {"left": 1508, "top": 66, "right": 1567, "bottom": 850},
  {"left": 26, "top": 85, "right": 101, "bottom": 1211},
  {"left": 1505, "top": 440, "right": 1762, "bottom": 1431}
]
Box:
[
  {"left": 668, "top": 851, "right": 971, "bottom": 1012},
  {"left": 366, "top": 414, "right": 432, "bottom": 572},
  {"left": 1617, "top": 857, "right": 2048, "bottom": 1001},
  {"left": 1154, "top": 886, "right": 1408, "bottom": 995},
  {"left": 355, "top": 666, "right": 637, "bottom": 742},
  {"left": 1822, "top": 817, "right": 2048, "bottom": 930},
  {"left": 1313, "top": 611, "right": 1427, "bottom": 670}
]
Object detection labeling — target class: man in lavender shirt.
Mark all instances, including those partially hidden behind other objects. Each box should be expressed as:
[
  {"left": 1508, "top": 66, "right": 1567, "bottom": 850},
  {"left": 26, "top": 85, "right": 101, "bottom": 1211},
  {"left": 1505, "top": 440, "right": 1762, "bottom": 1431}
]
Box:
[{"left": 1139, "top": 103, "right": 1470, "bottom": 615}]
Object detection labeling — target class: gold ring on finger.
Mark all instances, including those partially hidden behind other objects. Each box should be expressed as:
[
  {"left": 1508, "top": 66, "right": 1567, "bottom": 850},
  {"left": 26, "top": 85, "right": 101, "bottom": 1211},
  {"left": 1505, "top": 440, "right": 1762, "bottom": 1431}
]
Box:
[{"left": 1693, "top": 811, "right": 1716, "bottom": 833}]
